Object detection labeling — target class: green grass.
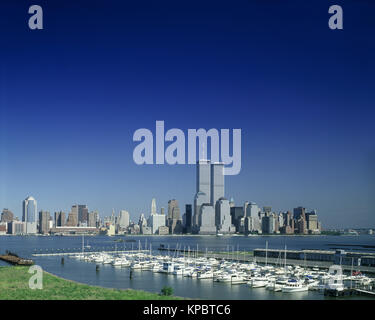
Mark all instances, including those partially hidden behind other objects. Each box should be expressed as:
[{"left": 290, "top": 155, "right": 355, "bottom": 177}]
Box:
[{"left": 0, "top": 266, "right": 182, "bottom": 300}]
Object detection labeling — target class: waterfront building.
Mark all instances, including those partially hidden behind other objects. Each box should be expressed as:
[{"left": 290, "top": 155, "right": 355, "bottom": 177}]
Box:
[
  {"left": 230, "top": 206, "right": 244, "bottom": 232},
  {"left": 88, "top": 211, "right": 98, "bottom": 228},
  {"left": 54, "top": 211, "right": 66, "bottom": 227},
  {"left": 22, "top": 196, "right": 37, "bottom": 234},
  {"left": 184, "top": 204, "right": 192, "bottom": 233},
  {"left": 167, "top": 199, "right": 183, "bottom": 234},
  {"left": 215, "top": 197, "right": 235, "bottom": 234},
  {"left": 66, "top": 210, "right": 78, "bottom": 227},
  {"left": 147, "top": 198, "right": 167, "bottom": 234},
  {"left": 158, "top": 225, "right": 169, "bottom": 235},
  {"left": 7, "top": 221, "right": 25, "bottom": 235},
  {"left": 193, "top": 160, "right": 227, "bottom": 234},
  {"left": 280, "top": 211, "right": 294, "bottom": 234},
  {"left": 118, "top": 210, "right": 130, "bottom": 230},
  {"left": 197, "top": 204, "right": 216, "bottom": 234},
  {"left": 293, "top": 206, "right": 306, "bottom": 220},
  {"left": 77, "top": 204, "right": 89, "bottom": 224},
  {"left": 261, "top": 215, "right": 274, "bottom": 234},
  {"left": 106, "top": 224, "right": 115, "bottom": 236},
  {"left": 245, "top": 202, "right": 261, "bottom": 233},
  {"left": 210, "top": 162, "right": 224, "bottom": 206},
  {"left": 0, "top": 223, "right": 7, "bottom": 235},
  {"left": 193, "top": 159, "right": 211, "bottom": 228},
  {"left": 306, "top": 211, "right": 319, "bottom": 233},
  {"left": 38, "top": 211, "right": 50, "bottom": 234},
  {"left": 1, "top": 209, "right": 14, "bottom": 223}
]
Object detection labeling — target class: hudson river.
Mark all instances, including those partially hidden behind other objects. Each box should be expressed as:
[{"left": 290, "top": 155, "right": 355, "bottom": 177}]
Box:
[{"left": 1, "top": 235, "right": 374, "bottom": 299}]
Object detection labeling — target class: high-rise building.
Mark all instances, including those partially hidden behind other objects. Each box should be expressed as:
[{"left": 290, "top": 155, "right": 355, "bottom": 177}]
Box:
[
  {"left": 293, "top": 207, "right": 306, "bottom": 220},
  {"left": 75, "top": 205, "right": 88, "bottom": 224},
  {"left": 167, "top": 199, "right": 183, "bottom": 234},
  {"left": 88, "top": 211, "right": 98, "bottom": 228},
  {"left": 1, "top": 209, "right": 14, "bottom": 223},
  {"left": 7, "top": 221, "right": 25, "bottom": 235},
  {"left": 210, "top": 162, "right": 224, "bottom": 206},
  {"left": 54, "top": 211, "right": 65, "bottom": 227},
  {"left": 147, "top": 199, "right": 166, "bottom": 234},
  {"left": 118, "top": 210, "right": 130, "bottom": 230},
  {"left": 215, "top": 198, "right": 235, "bottom": 234},
  {"left": 193, "top": 160, "right": 230, "bottom": 234},
  {"left": 151, "top": 198, "right": 157, "bottom": 215},
  {"left": 193, "top": 160, "right": 211, "bottom": 228},
  {"left": 184, "top": 204, "right": 192, "bottom": 233},
  {"left": 38, "top": 211, "right": 50, "bottom": 234},
  {"left": 230, "top": 206, "right": 244, "bottom": 232},
  {"left": 22, "top": 196, "right": 37, "bottom": 234},
  {"left": 66, "top": 211, "right": 78, "bottom": 227}
]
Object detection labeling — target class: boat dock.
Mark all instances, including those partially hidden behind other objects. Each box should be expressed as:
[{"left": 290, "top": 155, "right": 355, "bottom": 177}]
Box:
[{"left": 0, "top": 252, "right": 34, "bottom": 266}]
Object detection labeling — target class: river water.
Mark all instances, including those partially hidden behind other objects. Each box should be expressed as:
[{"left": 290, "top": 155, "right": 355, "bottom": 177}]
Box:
[{"left": 1, "top": 235, "right": 374, "bottom": 299}]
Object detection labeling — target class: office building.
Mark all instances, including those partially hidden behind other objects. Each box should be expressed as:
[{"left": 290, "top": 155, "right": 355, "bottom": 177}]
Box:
[
  {"left": 167, "top": 199, "right": 183, "bottom": 234},
  {"left": 184, "top": 204, "right": 192, "bottom": 233},
  {"left": 1, "top": 209, "right": 14, "bottom": 223},
  {"left": 215, "top": 197, "right": 235, "bottom": 234},
  {"left": 22, "top": 196, "right": 37, "bottom": 234},
  {"left": 54, "top": 211, "right": 66, "bottom": 227},
  {"left": 147, "top": 198, "right": 166, "bottom": 234},
  {"left": 88, "top": 211, "right": 98, "bottom": 228},
  {"left": 210, "top": 162, "right": 224, "bottom": 206},
  {"left": 8, "top": 221, "right": 25, "bottom": 235},
  {"left": 118, "top": 210, "right": 130, "bottom": 230},
  {"left": 38, "top": 211, "right": 50, "bottom": 234}
]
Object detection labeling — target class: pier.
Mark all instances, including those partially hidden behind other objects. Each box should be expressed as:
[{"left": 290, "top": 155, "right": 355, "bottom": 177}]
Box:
[{"left": 0, "top": 252, "right": 34, "bottom": 266}]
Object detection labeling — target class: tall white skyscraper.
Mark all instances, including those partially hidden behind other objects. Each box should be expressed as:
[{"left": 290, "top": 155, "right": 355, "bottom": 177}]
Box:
[
  {"left": 193, "top": 160, "right": 211, "bottom": 228},
  {"left": 22, "top": 196, "right": 37, "bottom": 234},
  {"left": 147, "top": 198, "right": 166, "bottom": 234},
  {"left": 118, "top": 210, "right": 130, "bottom": 229},
  {"left": 210, "top": 162, "right": 224, "bottom": 206},
  {"left": 151, "top": 198, "right": 157, "bottom": 215}
]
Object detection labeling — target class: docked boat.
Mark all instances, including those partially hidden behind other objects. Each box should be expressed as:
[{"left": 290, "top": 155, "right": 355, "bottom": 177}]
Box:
[
  {"left": 248, "top": 276, "right": 269, "bottom": 288},
  {"left": 281, "top": 279, "right": 308, "bottom": 293}
]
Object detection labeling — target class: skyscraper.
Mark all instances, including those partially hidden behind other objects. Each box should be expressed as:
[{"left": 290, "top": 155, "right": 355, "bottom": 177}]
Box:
[
  {"left": 167, "top": 199, "right": 182, "bottom": 234},
  {"left": 88, "top": 211, "right": 98, "bottom": 227},
  {"left": 215, "top": 197, "right": 235, "bottom": 234},
  {"left": 22, "top": 196, "right": 37, "bottom": 234},
  {"left": 147, "top": 198, "right": 166, "bottom": 234},
  {"left": 54, "top": 211, "right": 66, "bottom": 227},
  {"left": 193, "top": 160, "right": 211, "bottom": 228},
  {"left": 151, "top": 198, "right": 157, "bottom": 215},
  {"left": 1, "top": 209, "right": 14, "bottom": 223},
  {"left": 77, "top": 205, "right": 88, "bottom": 224},
  {"left": 38, "top": 211, "right": 50, "bottom": 234},
  {"left": 118, "top": 210, "right": 130, "bottom": 229},
  {"left": 185, "top": 204, "right": 192, "bottom": 233},
  {"left": 210, "top": 162, "right": 224, "bottom": 206},
  {"left": 193, "top": 160, "right": 233, "bottom": 234}
]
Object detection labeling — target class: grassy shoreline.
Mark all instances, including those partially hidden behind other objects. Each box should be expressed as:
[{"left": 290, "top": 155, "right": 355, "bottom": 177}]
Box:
[{"left": 0, "top": 266, "right": 181, "bottom": 300}]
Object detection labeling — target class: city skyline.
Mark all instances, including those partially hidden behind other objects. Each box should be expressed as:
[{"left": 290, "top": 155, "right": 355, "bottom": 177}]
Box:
[{"left": 1, "top": 1, "right": 375, "bottom": 229}]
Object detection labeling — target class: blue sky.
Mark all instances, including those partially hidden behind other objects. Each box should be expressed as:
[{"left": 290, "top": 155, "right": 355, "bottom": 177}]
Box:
[{"left": 1, "top": 0, "right": 374, "bottom": 228}]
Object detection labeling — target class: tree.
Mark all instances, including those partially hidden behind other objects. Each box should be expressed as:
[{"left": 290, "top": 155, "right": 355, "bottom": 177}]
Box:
[{"left": 160, "top": 286, "right": 173, "bottom": 296}]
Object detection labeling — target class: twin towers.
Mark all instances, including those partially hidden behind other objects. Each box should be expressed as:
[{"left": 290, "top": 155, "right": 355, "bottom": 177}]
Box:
[{"left": 192, "top": 160, "right": 235, "bottom": 234}]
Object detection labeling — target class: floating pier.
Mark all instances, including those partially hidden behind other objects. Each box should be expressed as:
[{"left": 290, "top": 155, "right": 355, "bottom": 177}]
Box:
[{"left": 0, "top": 252, "right": 34, "bottom": 266}]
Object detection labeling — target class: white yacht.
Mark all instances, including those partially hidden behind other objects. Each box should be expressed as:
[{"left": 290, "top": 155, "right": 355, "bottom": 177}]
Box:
[
  {"left": 248, "top": 276, "right": 269, "bottom": 288},
  {"left": 281, "top": 279, "right": 308, "bottom": 292}
]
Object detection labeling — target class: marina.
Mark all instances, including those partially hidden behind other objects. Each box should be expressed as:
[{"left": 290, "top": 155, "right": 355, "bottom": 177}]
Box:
[{"left": 1, "top": 235, "right": 375, "bottom": 299}]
